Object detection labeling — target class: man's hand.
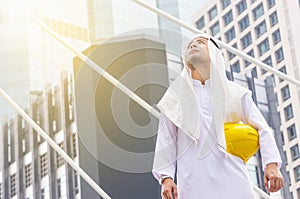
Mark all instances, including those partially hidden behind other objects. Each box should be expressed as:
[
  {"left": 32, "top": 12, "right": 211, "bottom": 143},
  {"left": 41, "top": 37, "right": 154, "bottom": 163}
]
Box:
[
  {"left": 264, "top": 163, "right": 284, "bottom": 192},
  {"left": 161, "top": 178, "right": 178, "bottom": 199}
]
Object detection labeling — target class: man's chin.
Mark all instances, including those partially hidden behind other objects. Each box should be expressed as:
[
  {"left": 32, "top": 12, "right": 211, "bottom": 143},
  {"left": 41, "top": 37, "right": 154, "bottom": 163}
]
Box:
[
  {"left": 188, "top": 55, "right": 202, "bottom": 65},
  {"left": 189, "top": 52, "right": 200, "bottom": 63}
]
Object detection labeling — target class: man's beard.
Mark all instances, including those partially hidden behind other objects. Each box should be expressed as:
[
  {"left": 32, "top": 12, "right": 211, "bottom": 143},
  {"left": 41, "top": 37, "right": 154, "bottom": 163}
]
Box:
[{"left": 188, "top": 52, "right": 210, "bottom": 70}]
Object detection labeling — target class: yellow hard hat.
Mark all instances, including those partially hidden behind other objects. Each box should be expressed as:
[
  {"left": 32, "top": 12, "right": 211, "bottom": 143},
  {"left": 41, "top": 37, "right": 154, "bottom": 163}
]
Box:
[{"left": 224, "top": 123, "right": 259, "bottom": 163}]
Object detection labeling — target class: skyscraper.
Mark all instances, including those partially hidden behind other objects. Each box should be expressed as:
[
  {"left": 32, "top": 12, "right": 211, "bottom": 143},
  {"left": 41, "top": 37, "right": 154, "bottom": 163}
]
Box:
[{"left": 0, "top": 72, "right": 79, "bottom": 199}]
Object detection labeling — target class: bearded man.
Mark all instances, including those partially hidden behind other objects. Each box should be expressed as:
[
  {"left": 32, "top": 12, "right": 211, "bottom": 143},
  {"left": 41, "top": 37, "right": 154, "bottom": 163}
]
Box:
[{"left": 152, "top": 34, "right": 283, "bottom": 199}]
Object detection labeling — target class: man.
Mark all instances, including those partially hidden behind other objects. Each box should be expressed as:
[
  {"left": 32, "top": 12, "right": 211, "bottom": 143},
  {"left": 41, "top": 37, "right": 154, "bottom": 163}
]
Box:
[{"left": 152, "top": 34, "right": 283, "bottom": 199}]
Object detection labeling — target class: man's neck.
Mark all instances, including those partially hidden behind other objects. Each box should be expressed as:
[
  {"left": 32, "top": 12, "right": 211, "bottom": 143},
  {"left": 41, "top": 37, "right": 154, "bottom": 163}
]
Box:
[{"left": 191, "top": 69, "right": 209, "bottom": 85}]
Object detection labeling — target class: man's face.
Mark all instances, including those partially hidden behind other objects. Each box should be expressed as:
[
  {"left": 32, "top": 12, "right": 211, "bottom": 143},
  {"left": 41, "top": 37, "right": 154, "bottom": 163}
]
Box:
[
  {"left": 185, "top": 36, "right": 210, "bottom": 70},
  {"left": 186, "top": 36, "right": 209, "bottom": 54}
]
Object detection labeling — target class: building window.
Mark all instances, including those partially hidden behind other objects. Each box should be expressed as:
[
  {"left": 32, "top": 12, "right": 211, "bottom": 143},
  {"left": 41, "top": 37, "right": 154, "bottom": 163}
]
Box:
[
  {"left": 210, "top": 22, "right": 220, "bottom": 36},
  {"left": 236, "top": 0, "right": 247, "bottom": 14},
  {"left": 251, "top": 0, "right": 257, "bottom": 3},
  {"left": 44, "top": 18, "right": 88, "bottom": 41},
  {"left": 295, "top": 165, "right": 300, "bottom": 181},
  {"left": 291, "top": 144, "right": 300, "bottom": 161},
  {"left": 255, "top": 21, "right": 267, "bottom": 38},
  {"left": 281, "top": 131, "right": 285, "bottom": 145},
  {"left": 196, "top": 17, "right": 205, "bottom": 30},
  {"left": 208, "top": 5, "right": 218, "bottom": 20},
  {"left": 253, "top": 3, "right": 264, "bottom": 21},
  {"left": 40, "top": 153, "right": 48, "bottom": 178},
  {"left": 241, "top": 32, "right": 252, "bottom": 49},
  {"left": 57, "top": 178, "right": 62, "bottom": 199},
  {"left": 73, "top": 133, "right": 77, "bottom": 158},
  {"left": 10, "top": 174, "right": 16, "bottom": 198},
  {"left": 287, "top": 171, "right": 292, "bottom": 186},
  {"left": 283, "top": 151, "right": 289, "bottom": 166},
  {"left": 272, "top": 29, "right": 281, "bottom": 45},
  {"left": 284, "top": 104, "right": 293, "bottom": 121},
  {"left": 288, "top": 124, "right": 297, "bottom": 141},
  {"left": 221, "top": 0, "right": 231, "bottom": 9},
  {"left": 258, "top": 39, "right": 269, "bottom": 56},
  {"left": 74, "top": 172, "right": 79, "bottom": 194},
  {"left": 239, "top": 15, "right": 250, "bottom": 32},
  {"left": 262, "top": 68, "right": 269, "bottom": 76},
  {"left": 244, "top": 50, "right": 254, "bottom": 67},
  {"left": 69, "top": 104, "right": 74, "bottom": 122},
  {"left": 53, "top": 120, "right": 57, "bottom": 133},
  {"left": 231, "top": 60, "right": 240, "bottom": 73},
  {"left": 223, "top": 10, "right": 233, "bottom": 26},
  {"left": 281, "top": 85, "right": 290, "bottom": 101},
  {"left": 247, "top": 165, "right": 259, "bottom": 185},
  {"left": 56, "top": 142, "right": 64, "bottom": 168},
  {"left": 275, "top": 47, "right": 284, "bottom": 63},
  {"left": 228, "top": 43, "right": 237, "bottom": 60},
  {"left": 263, "top": 56, "right": 272, "bottom": 67},
  {"left": 25, "top": 164, "right": 32, "bottom": 188},
  {"left": 261, "top": 56, "right": 272, "bottom": 74},
  {"left": 228, "top": 51, "right": 235, "bottom": 60},
  {"left": 8, "top": 127, "right": 11, "bottom": 163},
  {"left": 251, "top": 67, "right": 258, "bottom": 79},
  {"left": 22, "top": 138, "right": 26, "bottom": 153},
  {"left": 269, "top": 74, "right": 276, "bottom": 87},
  {"left": 225, "top": 27, "right": 235, "bottom": 42},
  {"left": 279, "top": 66, "right": 287, "bottom": 82},
  {"left": 267, "top": 0, "right": 275, "bottom": 8},
  {"left": 41, "top": 188, "right": 45, "bottom": 199},
  {"left": 269, "top": 11, "right": 278, "bottom": 26}
]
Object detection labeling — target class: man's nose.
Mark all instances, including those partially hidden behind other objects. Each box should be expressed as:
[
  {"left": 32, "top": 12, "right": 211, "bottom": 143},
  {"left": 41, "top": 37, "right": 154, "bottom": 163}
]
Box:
[{"left": 190, "top": 42, "right": 198, "bottom": 48}]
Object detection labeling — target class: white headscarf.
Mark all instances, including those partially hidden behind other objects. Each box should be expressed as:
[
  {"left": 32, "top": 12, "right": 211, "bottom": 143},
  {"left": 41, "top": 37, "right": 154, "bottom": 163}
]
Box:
[{"left": 157, "top": 34, "right": 250, "bottom": 157}]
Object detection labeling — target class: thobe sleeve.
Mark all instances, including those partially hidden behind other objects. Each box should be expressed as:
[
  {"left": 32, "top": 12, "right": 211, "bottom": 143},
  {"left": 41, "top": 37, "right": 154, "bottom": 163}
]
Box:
[
  {"left": 241, "top": 93, "right": 282, "bottom": 170},
  {"left": 152, "top": 112, "right": 178, "bottom": 182}
]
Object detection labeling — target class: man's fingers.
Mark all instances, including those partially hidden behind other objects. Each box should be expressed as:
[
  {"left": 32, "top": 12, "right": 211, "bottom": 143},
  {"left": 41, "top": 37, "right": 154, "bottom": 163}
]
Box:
[
  {"left": 274, "top": 177, "right": 284, "bottom": 192},
  {"left": 265, "top": 173, "right": 284, "bottom": 192},
  {"left": 280, "top": 178, "right": 284, "bottom": 189},
  {"left": 162, "top": 185, "right": 177, "bottom": 199},
  {"left": 161, "top": 178, "right": 178, "bottom": 199},
  {"left": 264, "top": 175, "right": 269, "bottom": 192},
  {"left": 173, "top": 186, "right": 178, "bottom": 199},
  {"left": 276, "top": 178, "right": 281, "bottom": 192},
  {"left": 162, "top": 192, "right": 171, "bottom": 199},
  {"left": 269, "top": 176, "right": 276, "bottom": 192},
  {"left": 162, "top": 189, "right": 173, "bottom": 199},
  {"left": 265, "top": 163, "right": 284, "bottom": 192}
]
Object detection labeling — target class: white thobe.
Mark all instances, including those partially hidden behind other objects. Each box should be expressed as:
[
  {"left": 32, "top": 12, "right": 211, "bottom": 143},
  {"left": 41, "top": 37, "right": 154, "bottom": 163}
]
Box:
[{"left": 152, "top": 79, "right": 282, "bottom": 199}]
